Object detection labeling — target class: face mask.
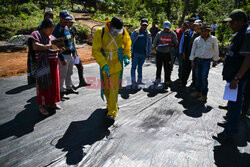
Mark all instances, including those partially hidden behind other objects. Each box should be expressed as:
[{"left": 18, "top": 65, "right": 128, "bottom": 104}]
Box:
[{"left": 110, "top": 27, "right": 123, "bottom": 36}]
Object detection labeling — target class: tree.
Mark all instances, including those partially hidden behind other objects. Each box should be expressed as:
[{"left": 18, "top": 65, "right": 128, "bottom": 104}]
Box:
[{"left": 180, "top": 0, "right": 189, "bottom": 25}]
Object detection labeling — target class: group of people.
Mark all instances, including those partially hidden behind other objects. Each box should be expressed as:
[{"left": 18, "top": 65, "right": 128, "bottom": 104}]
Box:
[
  {"left": 92, "top": 9, "right": 250, "bottom": 142},
  {"left": 27, "top": 7, "right": 249, "bottom": 143},
  {"left": 28, "top": 9, "right": 90, "bottom": 116}
]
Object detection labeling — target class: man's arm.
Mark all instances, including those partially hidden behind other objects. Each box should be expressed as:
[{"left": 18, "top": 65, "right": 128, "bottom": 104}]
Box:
[{"left": 230, "top": 55, "right": 250, "bottom": 89}]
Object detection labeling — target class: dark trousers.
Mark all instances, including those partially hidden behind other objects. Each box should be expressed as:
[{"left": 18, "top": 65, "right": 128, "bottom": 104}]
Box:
[
  {"left": 225, "top": 79, "right": 248, "bottom": 135},
  {"left": 75, "top": 59, "right": 85, "bottom": 83},
  {"left": 181, "top": 58, "right": 196, "bottom": 86},
  {"left": 242, "top": 78, "right": 250, "bottom": 116},
  {"left": 156, "top": 52, "right": 172, "bottom": 82}
]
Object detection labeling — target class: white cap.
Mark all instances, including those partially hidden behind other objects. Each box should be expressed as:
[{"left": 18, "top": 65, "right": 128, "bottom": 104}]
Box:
[
  {"left": 163, "top": 21, "right": 171, "bottom": 29},
  {"left": 193, "top": 19, "right": 202, "bottom": 25}
]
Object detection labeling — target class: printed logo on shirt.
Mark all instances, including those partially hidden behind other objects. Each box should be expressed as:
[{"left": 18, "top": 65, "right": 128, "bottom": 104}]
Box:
[
  {"left": 138, "top": 34, "right": 145, "bottom": 38},
  {"left": 160, "top": 37, "right": 172, "bottom": 43}
]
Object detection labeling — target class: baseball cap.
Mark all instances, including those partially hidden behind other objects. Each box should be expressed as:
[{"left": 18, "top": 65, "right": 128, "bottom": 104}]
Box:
[
  {"left": 183, "top": 20, "right": 190, "bottom": 26},
  {"left": 193, "top": 19, "right": 202, "bottom": 25},
  {"left": 163, "top": 21, "right": 171, "bottom": 29},
  {"left": 223, "top": 9, "right": 247, "bottom": 22},
  {"left": 59, "top": 10, "right": 71, "bottom": 20},
  {"left": 200, "top": 23, "right": 211, "bottom": 31},
  {"left": 44, "top": 8, "right": 53, "bottom": 14},
  {"left": 69, "top": 14, "right": 76, "bottom": 23},
  {"left": 141, "top": 18, "right": 149, "bottom": 26}
]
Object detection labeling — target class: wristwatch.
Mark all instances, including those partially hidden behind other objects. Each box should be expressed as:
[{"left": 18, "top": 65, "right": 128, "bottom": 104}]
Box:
[{"left": 234, "top": 76, "right": 240, "bottom": 81}]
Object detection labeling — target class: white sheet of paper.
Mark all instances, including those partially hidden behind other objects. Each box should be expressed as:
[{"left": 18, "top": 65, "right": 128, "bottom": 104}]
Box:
[
  {"left": 74, "top": 56, "right": 80, "bottom": 64},
  {"left": 223, "top": 83, "right": 238, "bottom": 102}
]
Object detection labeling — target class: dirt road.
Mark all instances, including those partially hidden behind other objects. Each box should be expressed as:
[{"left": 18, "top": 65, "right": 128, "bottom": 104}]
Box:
[{"left": 0, "top": 12, "right": 100, "bottom": 78}]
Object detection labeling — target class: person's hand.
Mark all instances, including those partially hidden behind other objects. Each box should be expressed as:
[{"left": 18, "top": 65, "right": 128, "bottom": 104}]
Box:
[
  {"left": 181, "top": 53, "right": 186, "bottom": 60},
  {"left": 102, "top": 65, "right": 110, "bottom": 76},
  {"left": 61, "top": 60, "right": 67, "bottom": 66},
  {"left": 191, "top": 61, "right": 195, "bottom": 69},
  {"left": 229, "top": 79, "right": 239, "bottom": 89},
  {"left": 212, "top": 61, "right": 217, "bottom": 67},
  {"left": 123, "top": 56, "right": 130, "bottom": 67}
]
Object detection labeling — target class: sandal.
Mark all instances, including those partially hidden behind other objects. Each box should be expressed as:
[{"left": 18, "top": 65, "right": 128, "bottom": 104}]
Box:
[
  {"left": 50, "top": 104, "right": 61, "bottom": 110},
  {"left": 39, "top": 105, "right": 49, "bottom": 116}
]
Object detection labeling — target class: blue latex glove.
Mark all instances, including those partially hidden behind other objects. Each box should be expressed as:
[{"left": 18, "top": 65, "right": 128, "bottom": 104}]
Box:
[
  {"left": 123, "top": 56, "right": 130, "bottom": 67},
  {"left": 102, "top": 65, "right": 110, "bottom": 76}
]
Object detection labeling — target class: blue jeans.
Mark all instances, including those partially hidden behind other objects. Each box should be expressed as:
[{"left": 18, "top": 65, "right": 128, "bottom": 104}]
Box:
[
  {"left": 194, "top": 58, "right": 211, "bottom": 96},
  {"left": 225, "top": 79, "right": 248, "bottom": 135},
  {"left": 174, "top": 48, "right": 182, "bottom": 79},
  {"left": 131, "top": 53, "right": 146, "bottom": 83}
]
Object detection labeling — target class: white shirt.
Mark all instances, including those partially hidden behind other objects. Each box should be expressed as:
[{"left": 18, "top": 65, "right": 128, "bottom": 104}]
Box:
[{"left": 190, "top": 35, "right": 219, "bottom": 61}]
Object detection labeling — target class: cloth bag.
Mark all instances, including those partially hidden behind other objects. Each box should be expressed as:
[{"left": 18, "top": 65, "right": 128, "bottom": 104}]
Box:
[{"left": 36, "top": 52, "right": 51, "bottom": 89}]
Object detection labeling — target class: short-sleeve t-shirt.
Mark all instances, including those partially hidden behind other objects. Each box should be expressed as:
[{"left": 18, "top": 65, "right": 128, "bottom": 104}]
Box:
[{"left": 240, "top": 25, "right": 250, "bottom": 55}]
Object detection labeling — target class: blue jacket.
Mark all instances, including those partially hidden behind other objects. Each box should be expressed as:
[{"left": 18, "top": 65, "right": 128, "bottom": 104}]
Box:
[{"left": 131, "top": 28, "right": 152, "bottom": 56}]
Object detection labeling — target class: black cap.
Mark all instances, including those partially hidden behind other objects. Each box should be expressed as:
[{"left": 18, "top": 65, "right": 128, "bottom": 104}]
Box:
[
  {"left": 223, "top": 9, "right": 247, "bottom": 22},
  {"left": 141, "top": 18, "right": 149, "bottom": 26},
  {"left": 110, "top": 16, "right": 123, "bottom": 29}
]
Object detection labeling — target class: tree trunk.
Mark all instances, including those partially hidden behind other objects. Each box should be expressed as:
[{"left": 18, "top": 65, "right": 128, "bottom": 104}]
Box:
[
  {"left": 48, "top": 0, "right": 52, "bottom": 8},
  {"left": 180, "top": 0, "right": 189, "bottom": 26}
]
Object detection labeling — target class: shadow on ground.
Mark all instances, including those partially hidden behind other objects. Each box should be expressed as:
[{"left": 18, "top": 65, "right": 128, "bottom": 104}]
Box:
[
  {"left": 170, "top": 79, "right": 213, "bottom": 118},
  {"left": 55, "top": 109, "right": 110, "bottom": 165},
  {"left": 213, "top": 117, "right": 250, "bottom": 167},
  {"left": 0, "top": 96, "right": 54, "bottom": 140},
  {"left": 5, "top": 84, "right": 35, "bottom": 95}
]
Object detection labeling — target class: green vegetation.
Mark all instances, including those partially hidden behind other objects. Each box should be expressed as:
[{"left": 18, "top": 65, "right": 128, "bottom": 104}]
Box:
[
  {"left": 0, "top": 0, "right": 249, "bottom": 46},
  {"left": 0, "top": 0, "right": 89, "bottom": 41}
]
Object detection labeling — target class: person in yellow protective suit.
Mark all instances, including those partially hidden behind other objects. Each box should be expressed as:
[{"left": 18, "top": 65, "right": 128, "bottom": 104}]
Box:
[{"left": 92, "top": 16, "right": 131, "bottom": 125}]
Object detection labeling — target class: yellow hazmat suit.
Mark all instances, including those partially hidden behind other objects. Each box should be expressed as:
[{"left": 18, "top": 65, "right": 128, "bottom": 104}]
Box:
[{"left": 92, "top": 20, "right": 131, "bottom": 119}]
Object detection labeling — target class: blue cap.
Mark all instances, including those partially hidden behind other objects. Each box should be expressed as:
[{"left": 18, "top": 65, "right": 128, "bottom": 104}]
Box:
[{"left": 59, "top": 10, "right": 71, "bottom": 20}]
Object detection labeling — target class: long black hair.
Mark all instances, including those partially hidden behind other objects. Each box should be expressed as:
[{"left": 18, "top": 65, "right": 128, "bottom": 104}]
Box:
[{"left": 41, "top": 18, "right": 55, "bottom": 29}]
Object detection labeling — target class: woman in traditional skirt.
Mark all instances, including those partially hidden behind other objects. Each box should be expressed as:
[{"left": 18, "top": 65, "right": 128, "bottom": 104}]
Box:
[{"left": 29, "top": 18, "right": 61, "bottom": 115}]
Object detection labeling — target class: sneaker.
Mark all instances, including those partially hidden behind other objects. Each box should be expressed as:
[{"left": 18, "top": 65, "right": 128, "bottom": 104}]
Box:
[
  {"left": 66, "top": 88, "right": 79, "bottom": 94},
  {"left": 198, "top": 96, "right": 207, "bottom": 102},
  {"left": 191, "top": 92, "right": 202, "bottom": 97}
]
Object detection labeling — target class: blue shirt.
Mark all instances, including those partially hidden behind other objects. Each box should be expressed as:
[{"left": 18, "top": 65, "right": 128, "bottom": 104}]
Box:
[
  {"left": 52, "top": 23, "right": 73, "bottom": 61},
  {"left": 133, "top": 30, "right": 147, "bottom": 54}
]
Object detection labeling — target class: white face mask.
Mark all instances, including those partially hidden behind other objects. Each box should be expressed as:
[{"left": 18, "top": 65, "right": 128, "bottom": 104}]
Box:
[{"left": 110, "top": 27, "right": 123, "bottom": 36}]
